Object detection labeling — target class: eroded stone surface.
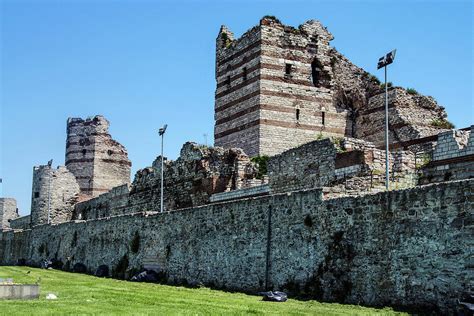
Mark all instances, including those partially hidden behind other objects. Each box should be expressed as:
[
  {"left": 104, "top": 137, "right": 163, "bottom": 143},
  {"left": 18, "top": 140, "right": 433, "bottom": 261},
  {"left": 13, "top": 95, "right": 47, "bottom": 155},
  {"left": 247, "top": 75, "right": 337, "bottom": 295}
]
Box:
[{"left": 215, "top": 17, "right": 449, "bottom": 157}]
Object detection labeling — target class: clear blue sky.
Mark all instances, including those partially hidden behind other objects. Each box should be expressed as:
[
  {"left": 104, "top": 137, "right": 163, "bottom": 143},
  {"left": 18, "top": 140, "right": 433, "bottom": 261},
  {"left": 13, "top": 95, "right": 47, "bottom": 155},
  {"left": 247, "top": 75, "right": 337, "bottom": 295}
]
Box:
[{"left": 1, "top": 0, "right": 472, "bottom": 215}]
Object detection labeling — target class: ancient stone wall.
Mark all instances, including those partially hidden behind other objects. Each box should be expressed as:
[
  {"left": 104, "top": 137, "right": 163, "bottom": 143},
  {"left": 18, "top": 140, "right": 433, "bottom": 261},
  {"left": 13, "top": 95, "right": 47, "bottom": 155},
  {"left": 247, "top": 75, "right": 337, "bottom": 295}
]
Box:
[
  {"left": 65, "top": 116, "right": 131, "bottom": 197},
  {"left": 421, "top": 125, "right": 474, "bottom": 184},
  {"left": 356, "top": 88, "right": 449, "bottom": 146},
  {"left": 268, "top": 138, "right": 337, "bottom": 193},
  {"left": 9, "top": 215, "right": 31, "bottom": 230},
  {"left": 30, "top": 165, "right": 80, "bottom": 226},
  {"left": 214, "top": 23, "right": 262, "bottom": 156},
  {"left": 258, "top": 18, "right": 342, "bottom": 156},
  {"left": 267, "top": 136, "right": 416, "bottom": 196},
  {"left": 0, "top": 198, "right": 18, "bottom": 230},
  {"left": 72, "top": 184, "right": 130, "bottom": 220},
  {"left": 71, "top": 143, "right": 258, "bottom": 219},
  {"left": 1, "top": 180, "right": 471, "bottom": 314},
  {"left": 215, "top": 17, "right": 450, "bottom": 157}
]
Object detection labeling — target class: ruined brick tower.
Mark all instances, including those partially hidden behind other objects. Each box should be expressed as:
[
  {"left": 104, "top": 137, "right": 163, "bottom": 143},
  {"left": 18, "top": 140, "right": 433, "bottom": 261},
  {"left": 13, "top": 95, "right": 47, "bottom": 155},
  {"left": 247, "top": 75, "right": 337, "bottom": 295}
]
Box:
[
  {"left": 215, "top": 17, "right": 449, "bottom": 156},
  {"left": 215, "top": 17, "right": 338, "bottom": 157},
  {"left": 65, "top": 115, "right": 131, "bottom": 197}
]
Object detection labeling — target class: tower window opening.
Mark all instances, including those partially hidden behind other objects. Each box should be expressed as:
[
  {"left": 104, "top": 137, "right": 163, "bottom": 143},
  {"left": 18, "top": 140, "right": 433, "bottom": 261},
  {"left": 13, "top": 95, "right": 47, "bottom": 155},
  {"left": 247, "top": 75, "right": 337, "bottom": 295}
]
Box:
[
  {"left": 312, "top": 59, "right": 320, "bottom": 87},
  {"left": 34, "top": 192, "right": 40, "bottom": 198},
  {"left": 296, "top": 109, "right": 300, "bottom": 121},
  {"left": 322, "top": 112, "right": 326, "bottom": 125},
  {"left": 82, "top": 149, "right": 87, "bottom": 156},
  {"left": 285, "top": 63, "right": 293, "bottom": 77},
  {"left": 225, "top": 76, "right": 231, "bottom": 87},
  {"left": 243, "top": 67, "right": 247, "bottom": 81}
]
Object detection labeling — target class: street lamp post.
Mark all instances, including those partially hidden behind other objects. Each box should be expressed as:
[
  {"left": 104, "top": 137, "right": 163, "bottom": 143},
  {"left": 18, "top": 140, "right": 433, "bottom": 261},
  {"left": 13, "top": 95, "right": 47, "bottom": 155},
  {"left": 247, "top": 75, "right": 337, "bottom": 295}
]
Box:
[
  {"left": 377, "top": 49, "right": 396, "bottom": 191},
  {"left": 159, "top": 125, "right": 168, "bottom": 213},
  {"left": 47, "top": 159, "right": 53, "bottom": 224}
]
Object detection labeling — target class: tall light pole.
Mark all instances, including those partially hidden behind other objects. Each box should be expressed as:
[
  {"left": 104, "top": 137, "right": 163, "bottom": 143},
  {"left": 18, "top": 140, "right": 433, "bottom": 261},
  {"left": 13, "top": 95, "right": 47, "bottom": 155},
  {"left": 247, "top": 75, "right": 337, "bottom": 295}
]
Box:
[
  {"left": 159, "top": 124, "right": 168, "bottom": 213},
  {"left": 47, "top": 159, "right": 53, "bottom": 224},
  {"left": 377, "top": 49, "right": 396, "bottom": 191}
]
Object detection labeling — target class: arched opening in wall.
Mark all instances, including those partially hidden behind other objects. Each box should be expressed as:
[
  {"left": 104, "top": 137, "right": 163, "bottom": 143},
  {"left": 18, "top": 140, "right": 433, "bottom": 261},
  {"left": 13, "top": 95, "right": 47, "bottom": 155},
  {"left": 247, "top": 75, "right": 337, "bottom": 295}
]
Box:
[
  {"left": 296, "top": 108, "right": 300, "bottom": 122},
  {"left": 82, "top": 149, "right": 87, "bottom": 156},
  {"left": 242, "top": 67, "right": 247, "bottom": 81},
  {"left": 322, "top": 111, "right": 326, "bottom": 126}
]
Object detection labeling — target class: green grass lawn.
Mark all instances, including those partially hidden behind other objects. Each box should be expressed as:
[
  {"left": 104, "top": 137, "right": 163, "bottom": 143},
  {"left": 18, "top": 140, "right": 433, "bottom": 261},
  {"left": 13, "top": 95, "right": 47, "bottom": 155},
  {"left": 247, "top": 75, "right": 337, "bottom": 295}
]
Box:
[{"left": 0, "top": 266, "right": 406, "bottom": 315}]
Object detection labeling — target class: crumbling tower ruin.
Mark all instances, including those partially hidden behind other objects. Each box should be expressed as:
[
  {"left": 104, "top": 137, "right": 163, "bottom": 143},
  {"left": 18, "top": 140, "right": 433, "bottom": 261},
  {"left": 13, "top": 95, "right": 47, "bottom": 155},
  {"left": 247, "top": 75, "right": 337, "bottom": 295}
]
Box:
[
  {"left": 0, "top": 198, "right": 19, "bottom": 230},
  {"left": 215, "top": 17, "right": 338, "bottom": 157},
  {"left": 65, "top": 115, "right": 131, "bottom": 197},
  {"left": 30, "top": 165, "right": 80, "bottom": 225},
  {"left": 215, "top": 16, "right": 450, "bottom": 156}
]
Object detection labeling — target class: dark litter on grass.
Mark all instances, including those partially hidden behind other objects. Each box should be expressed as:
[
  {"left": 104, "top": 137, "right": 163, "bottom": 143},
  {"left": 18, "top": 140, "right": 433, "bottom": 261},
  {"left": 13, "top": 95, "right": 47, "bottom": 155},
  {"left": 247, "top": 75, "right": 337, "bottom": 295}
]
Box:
[
  {"left": 259, "top": 291, "right": 288, "bottom": 302},
  {"left": 130, "top": 269, "right": 160, "bottom": 283}
]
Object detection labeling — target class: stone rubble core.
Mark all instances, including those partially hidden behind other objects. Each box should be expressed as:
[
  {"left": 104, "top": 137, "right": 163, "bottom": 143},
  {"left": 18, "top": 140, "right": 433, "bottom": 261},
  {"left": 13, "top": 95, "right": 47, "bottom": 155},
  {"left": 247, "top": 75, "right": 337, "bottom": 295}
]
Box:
[{"left": 214, "top": 16, "right": 449, "bottom": 157}]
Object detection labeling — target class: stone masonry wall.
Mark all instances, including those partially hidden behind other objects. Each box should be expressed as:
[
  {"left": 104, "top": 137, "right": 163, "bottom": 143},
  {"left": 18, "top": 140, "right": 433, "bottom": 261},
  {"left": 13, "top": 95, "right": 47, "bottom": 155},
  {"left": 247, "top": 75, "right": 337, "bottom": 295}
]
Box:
[
  {"left": 356, "top": 88, "right": 449, "bottom": 146},
  {"left": 0, "top": 198, "right": 18, "bottom": 230},
  {"left": 268, "top": 138, "right": 337, "bottom": 193},
  {"left": 9, "top": 215, "right": 31, "bottom": 230},
  {"left": 72, "top": 184, "right": 130, "bottom": 220},
  {"left": 215, "top": 17, "right": 450, "bottom": 157},
  {"left": 421, "top": 126, "right": 474, "bottom": 184},
  {"left": 30, "top": 165, "right": 80, "bottom": 226},
  {"left": 72, "top": 143, "right": 258, "bottom": 219},
  {"left": 1, "top": 179, "right": 472, "bottom": 314},
  {"left": 65, "top": 116, "right": 131, "bottom": 197},
  {"left": 267, "top": 136, "right": 416, "bottom": 196}
]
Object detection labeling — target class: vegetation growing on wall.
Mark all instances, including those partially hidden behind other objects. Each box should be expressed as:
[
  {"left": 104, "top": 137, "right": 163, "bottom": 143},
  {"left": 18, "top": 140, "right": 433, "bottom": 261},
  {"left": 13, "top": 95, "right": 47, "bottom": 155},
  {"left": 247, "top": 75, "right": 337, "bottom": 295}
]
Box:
[
  {"left": 431, "top": 118, "right": 455, "bottom": 129},
  {"left": 251, "top": 155, "right": 269, "bottom": 179}
]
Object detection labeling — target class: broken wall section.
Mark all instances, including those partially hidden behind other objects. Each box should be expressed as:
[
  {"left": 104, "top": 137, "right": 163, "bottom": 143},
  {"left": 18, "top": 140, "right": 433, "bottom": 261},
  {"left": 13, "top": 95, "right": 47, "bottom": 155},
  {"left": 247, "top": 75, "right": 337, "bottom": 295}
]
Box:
[
  {"left": 330, "top": 49, "right": 450, "bottom": 146},
  {"left": 72, "top": 142, "right": 259, "bottom": 219},
  {"left": 420, "top": 125, "right": 474, "bottom": 184}
]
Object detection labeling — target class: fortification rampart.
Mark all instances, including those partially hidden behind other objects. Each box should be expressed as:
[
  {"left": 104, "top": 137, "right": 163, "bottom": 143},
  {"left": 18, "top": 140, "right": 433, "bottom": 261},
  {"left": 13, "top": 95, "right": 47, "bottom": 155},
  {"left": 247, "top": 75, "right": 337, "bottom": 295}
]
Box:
[
  {"left": 71, "top": 142, "right": 259, "bottom": 220},
  {"left": 1, "top": 179, "right": 472, "bottom": 313},
  {"left": 9, "top": 215, "right": 31, "bottom": 230}
]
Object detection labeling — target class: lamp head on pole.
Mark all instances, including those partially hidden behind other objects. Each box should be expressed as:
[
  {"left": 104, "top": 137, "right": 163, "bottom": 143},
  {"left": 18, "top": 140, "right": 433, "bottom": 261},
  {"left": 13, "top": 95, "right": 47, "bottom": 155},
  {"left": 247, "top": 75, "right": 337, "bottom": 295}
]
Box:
[
  {"left": 159, "top": 124, "right": 168, "bottom": 136},
  {"left": 377, "top": 49, "right": 397, "bottom": 69}
]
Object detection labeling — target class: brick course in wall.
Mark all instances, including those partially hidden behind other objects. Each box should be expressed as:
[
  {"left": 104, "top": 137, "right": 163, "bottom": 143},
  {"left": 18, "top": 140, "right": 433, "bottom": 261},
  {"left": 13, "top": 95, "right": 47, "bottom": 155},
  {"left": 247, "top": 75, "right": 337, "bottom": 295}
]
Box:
[
  {"left": 65, "top": 115, "right": 131, "bottom": 197},
  {"left": 215, "top": 17, "right": 450, "bottom": 157}
]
